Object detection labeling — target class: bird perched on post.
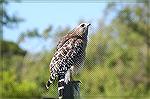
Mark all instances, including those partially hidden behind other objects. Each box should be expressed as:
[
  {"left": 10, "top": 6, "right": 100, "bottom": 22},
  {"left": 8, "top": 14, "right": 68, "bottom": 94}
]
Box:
[{"left": 46, "top": 23, "right": 91, "bottom": 99}]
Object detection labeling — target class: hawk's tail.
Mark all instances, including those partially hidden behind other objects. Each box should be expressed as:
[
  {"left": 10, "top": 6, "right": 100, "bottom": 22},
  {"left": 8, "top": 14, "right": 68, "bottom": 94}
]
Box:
[
  {"left": 58, "top": 74, "right": 65, "bottom": 99},
  {"left": 45, "top": 74, "right": 55, "bottom": 90}
]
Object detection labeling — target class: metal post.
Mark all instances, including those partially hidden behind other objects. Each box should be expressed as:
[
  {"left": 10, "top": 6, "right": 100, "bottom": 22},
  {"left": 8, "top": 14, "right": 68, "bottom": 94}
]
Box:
[
  {"left": 63, "top": 81, "right": 80, "bottom": 99},
  {"left": 43, "top": 81, "right": 80, "bottom": 99}
]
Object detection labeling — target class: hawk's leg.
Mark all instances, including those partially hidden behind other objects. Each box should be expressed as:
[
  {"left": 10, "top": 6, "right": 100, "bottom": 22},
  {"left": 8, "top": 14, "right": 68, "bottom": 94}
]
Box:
[{"left": 64, "top": 68, "right": 73, "bottom": 84}]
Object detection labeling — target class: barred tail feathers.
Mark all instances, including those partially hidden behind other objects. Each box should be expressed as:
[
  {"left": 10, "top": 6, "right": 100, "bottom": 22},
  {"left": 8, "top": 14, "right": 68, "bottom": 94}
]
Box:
[
  {"left": 46, "top": 74, "right": 55, "bottom": 90},
  {"left": 58, "top": 74, "right": 65, "bottom": 99}
]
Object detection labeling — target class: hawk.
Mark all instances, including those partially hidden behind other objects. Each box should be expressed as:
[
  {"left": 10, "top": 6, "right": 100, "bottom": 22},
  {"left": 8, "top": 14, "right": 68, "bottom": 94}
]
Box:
[{"left": 46, "top": 23, "right": 91, "bottom": 99}]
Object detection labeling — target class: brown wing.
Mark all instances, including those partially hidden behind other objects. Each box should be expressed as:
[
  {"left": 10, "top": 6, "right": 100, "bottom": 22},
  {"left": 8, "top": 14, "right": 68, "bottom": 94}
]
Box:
[{"left": 56, "top": 28, "right": 77, "bottom": 50}]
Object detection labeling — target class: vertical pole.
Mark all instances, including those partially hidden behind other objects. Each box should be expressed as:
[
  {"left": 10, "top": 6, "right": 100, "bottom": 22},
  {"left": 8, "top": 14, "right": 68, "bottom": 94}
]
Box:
[{"left": 63, "top": 81, "right": 80, "bottom": 99}]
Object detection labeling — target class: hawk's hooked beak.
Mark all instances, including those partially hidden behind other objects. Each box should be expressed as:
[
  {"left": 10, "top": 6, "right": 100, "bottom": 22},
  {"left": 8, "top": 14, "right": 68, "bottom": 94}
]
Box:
[{"left": 88, "top": 23, "right": 91, "bottom": 27}]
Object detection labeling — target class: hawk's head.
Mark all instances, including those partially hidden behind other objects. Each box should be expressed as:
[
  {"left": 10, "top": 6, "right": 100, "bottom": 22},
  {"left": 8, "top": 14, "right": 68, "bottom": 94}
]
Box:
[{"left": 75, "top": 23, "right": 91, "bottom": 37}]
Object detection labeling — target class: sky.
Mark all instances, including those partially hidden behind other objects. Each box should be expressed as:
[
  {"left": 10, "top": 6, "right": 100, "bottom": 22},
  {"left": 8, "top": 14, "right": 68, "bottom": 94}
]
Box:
[{"left": 3, "top": 2, "right": 109, "bottom": 52}]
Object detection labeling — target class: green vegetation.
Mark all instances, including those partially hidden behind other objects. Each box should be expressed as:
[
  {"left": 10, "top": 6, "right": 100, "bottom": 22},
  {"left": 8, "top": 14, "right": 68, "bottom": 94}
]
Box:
[{"left": 1, "top": 1, "right": 149, "bottom": 99}]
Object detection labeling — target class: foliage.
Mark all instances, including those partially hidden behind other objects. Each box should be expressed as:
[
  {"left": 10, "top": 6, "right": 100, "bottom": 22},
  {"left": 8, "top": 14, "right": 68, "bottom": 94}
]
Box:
[
  {"left": 0, "top": 40, "right": 26, "bottom": 57},
  {"left": 0, "top": 0, "right": 23, "bottom": 40},
  {"left": 1, "top": 1, "right": 150, "bottom": 99},
  {"left": 17, "top": 25, "right": 53, "bottom": 43},
  {"left": 1, "top": 0, "right": 23, "bottom": 28}
]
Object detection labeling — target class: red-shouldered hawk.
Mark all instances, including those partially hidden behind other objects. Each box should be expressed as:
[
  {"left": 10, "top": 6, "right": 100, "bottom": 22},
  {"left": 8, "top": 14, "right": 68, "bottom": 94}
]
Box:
[{"left": 46, "top": 23, "right": 91, "bottom": 99}]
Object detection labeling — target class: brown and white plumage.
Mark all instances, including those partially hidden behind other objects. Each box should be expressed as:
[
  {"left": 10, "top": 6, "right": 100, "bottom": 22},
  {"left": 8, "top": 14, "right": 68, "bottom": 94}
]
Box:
[{"left": 46, "top": 23, "right": 90, "bottom": 99}]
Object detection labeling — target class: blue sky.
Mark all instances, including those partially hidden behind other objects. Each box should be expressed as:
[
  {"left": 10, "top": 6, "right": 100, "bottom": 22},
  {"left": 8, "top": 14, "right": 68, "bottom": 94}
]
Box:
[{"left": 3, "top": 2, "right": 109, "bottom": 52}]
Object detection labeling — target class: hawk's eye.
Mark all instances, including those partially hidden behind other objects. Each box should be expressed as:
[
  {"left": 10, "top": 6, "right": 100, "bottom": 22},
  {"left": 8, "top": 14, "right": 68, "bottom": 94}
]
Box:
[{"left": 80, "top": 24, "right": 85, "bottom": 27}]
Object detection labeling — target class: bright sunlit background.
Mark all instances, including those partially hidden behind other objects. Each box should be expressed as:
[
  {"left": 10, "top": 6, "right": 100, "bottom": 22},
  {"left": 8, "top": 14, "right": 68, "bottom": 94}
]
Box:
[
  {"left": 1, "top": 0, "right": 149, "bottom": 99},
  {"left": 4, "top": 2, "right": 114, "bottom": 52}
]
